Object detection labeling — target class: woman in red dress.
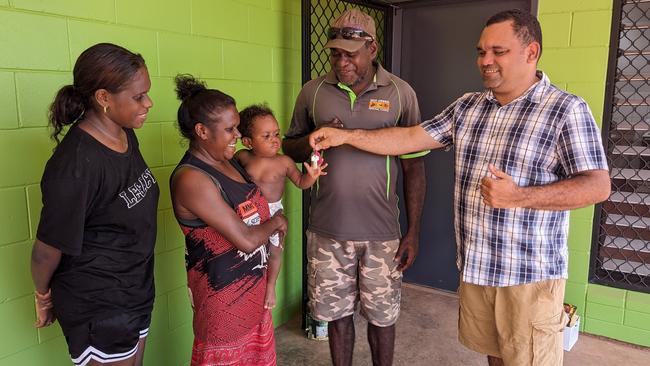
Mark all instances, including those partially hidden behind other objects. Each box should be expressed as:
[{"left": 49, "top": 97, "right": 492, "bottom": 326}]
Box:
[{"left": 169, "top": 75, "right": 287, "bottom": 365}]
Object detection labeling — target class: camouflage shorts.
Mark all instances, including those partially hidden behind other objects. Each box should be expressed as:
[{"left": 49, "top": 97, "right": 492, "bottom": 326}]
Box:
[{"left": 306, "top": 230, "right": 402, "bottom": 327}]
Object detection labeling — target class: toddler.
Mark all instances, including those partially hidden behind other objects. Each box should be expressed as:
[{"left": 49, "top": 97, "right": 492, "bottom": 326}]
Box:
[{"left": 236, "top": 104, "right": 326, "bottom": 309}]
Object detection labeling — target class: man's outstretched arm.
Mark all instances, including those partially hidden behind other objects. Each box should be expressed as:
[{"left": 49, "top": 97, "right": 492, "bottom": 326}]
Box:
[{"left": 310, "top": 125, "right": 443, "bottom": 156}]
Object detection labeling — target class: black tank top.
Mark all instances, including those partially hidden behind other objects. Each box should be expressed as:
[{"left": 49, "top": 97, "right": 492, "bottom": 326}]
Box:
[
  {"left": 170, "top": 151, "right": 271, "bottom": 344},
  {"left": 171, "top": 152, "right": 257, "bottom": 224}
]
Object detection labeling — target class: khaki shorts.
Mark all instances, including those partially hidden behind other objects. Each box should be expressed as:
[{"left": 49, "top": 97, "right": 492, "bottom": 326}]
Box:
[
  {"left": 458, "top": 279, "right": 566, "bottom": 366},
  {"left": 306, "top": 230, "right": 402, "bottom": 327}
]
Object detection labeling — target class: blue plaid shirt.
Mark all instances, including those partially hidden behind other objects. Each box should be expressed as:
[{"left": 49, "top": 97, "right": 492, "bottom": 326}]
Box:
[{"left": 421, "top": 72, "right": 608, "bottom": 287}]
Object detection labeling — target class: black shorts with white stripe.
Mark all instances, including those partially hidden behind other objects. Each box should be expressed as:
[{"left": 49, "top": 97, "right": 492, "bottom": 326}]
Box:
[{"left": 64, "top": 312, "right": 151, "bottom": 366}]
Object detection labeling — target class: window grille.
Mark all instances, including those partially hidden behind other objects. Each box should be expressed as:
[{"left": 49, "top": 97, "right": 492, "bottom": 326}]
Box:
[{"left": 591, "top": 0, "right": 650, "bottom": 292}]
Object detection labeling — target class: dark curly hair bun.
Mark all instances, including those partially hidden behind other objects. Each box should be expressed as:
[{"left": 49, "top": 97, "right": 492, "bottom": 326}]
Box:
[{"left": 174, "top": 74, "right": 207, "bottom": 101}]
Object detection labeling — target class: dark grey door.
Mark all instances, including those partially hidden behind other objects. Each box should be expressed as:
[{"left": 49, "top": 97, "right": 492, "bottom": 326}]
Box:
[{"left": 395, "top": 0, "right": 533, "bottom": 291}]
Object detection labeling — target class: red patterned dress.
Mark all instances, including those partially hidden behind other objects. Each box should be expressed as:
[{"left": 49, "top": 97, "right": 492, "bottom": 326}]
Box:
[{"left": 172, "top": 152, "right": 276, "bottom": 366}]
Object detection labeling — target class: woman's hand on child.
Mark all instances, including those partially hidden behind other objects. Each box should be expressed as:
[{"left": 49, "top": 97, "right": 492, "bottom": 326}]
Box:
[
  {"left": 278, "top": 232, "right": 285, "bottom": 250},
  {"left": 271, "top": 210, "right": 288, "bottom": 239}
]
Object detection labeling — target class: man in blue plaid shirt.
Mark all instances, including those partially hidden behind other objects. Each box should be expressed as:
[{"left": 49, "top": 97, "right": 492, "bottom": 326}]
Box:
[{"left": 309, "top": 9, "right": 610, "bottom": 366}]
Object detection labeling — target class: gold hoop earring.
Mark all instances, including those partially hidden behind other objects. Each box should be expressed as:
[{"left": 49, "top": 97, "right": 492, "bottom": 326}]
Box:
[{"left": 103, "top": 105, "right": 108, "bottom": 114}]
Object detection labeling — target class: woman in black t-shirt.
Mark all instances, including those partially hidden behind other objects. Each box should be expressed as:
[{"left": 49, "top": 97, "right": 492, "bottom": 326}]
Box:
[{"left": 31, "top": 43, "right": 158, "bottom": 366}]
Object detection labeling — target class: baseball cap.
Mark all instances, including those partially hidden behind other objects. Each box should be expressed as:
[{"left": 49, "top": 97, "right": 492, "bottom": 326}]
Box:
[{"left": 324, "top": 8, "right": 376, "bottom": 52}]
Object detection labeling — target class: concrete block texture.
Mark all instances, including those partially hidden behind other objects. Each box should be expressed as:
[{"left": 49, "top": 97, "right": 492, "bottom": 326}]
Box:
[
  {"left": 0, "top": 71, "right": 18, "bottom": 129},
  {"left": 0, "top": 0, "right": 302, "bottom": 364}
]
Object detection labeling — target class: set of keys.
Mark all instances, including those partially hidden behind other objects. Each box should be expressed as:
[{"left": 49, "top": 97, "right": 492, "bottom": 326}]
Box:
[{"left": 310, "top": 150, "right": 324, "bottom": 169}]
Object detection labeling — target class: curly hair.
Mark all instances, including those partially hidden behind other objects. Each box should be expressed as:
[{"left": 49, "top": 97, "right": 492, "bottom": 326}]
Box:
[{"left": 238, "top": 103, "right": 275, "bottom": 138}]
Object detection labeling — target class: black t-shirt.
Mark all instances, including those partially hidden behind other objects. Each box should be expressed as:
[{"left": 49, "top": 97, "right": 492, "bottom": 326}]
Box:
[{"left": 37, "top": 124, "right": 159, "bottom": 329}]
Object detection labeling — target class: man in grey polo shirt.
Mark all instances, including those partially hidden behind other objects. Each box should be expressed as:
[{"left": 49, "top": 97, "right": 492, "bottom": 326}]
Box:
[{"left": 282, "top": 8, "right": 427, "bottom": 366}]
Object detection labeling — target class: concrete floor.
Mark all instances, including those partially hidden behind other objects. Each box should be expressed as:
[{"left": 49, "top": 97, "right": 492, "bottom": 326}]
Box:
[{"left": 275, "top": 284, "right": 650, "bottom": 365}]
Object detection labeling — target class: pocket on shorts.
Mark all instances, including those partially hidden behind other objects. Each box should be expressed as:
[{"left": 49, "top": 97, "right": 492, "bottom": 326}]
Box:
[
  {"left": 531, "top": 312, "right": 565, "bottom": 366},
  {"left": 533, "top": 279, "right": 564, "bottom": 304},
  {"left": 306, "top": 231, "right": 318, "bottom": 280},
  {"left": 307, "top": 259, "right": 319, "bottom": 287},
  {"left": 389, "top": 260, "right": 403, "bottom": 281}
]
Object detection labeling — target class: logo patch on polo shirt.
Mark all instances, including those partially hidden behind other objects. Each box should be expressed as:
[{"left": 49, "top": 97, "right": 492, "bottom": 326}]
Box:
[{"left": 369, "top": 99, "right": 390, "bottom": 112}]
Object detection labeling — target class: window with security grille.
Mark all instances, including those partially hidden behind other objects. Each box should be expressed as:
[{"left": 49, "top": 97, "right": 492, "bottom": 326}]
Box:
[{"left": 591, "top": 0, "right": 650, "bottom": 292}]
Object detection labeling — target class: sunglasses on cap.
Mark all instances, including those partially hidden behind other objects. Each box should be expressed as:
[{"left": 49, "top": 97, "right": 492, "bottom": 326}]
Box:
[{"left": 327, "top": 27, "right": 374, "bottom": 42}]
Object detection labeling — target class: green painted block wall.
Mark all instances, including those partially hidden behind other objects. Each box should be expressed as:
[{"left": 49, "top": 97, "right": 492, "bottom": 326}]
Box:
[
  {"left": 2, "top": 0, "right": 646, "bottom": 361},
  {"left": 539, "top": 0, "right": 650, "bottom": 347},
  {"left": 0, "top": 0, "right": 302, "bottom": 365}
]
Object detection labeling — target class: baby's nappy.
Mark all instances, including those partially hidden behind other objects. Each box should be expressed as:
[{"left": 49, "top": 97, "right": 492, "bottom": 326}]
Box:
[{"left": 268, "top": 200, "right": 283, "bottom": 247}]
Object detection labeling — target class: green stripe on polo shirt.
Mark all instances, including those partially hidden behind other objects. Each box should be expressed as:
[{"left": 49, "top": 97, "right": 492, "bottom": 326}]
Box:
[
  {"left": 400, "top": 150, "right": 431, "bottom": 159},
  {"left": 312, "top": 79, "right": 327, "bottom": 121},
  {"left": 336, "top": 82, "right": 356, "bottom": 110},
  {"left": 385, "top": 156, "right": 390, "bottom": 200},
  {"left": 336, "top": 74, "right": 377, "bottom": 110}
]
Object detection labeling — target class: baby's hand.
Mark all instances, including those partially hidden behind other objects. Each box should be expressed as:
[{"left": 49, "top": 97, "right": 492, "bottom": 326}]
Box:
[{"left": 303, "top": 161, "right": 328, "bottom": 178}]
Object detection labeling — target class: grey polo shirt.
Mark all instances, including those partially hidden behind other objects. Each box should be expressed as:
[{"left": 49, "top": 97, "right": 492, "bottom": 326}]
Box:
[{"left": 285, "top": 64, "right": 426, "bottom": 241}]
